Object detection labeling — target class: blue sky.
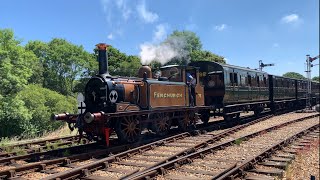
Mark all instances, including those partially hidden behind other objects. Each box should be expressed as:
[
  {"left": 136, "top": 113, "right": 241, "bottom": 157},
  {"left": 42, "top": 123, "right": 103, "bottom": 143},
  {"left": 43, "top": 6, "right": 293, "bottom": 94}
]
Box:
[{"left": 0, "top": 0, "right": 319, "bottom": 77}]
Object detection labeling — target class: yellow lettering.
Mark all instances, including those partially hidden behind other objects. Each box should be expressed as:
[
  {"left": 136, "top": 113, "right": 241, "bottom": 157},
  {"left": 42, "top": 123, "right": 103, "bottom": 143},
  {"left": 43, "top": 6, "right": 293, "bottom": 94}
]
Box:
[{"left": 152, "top": 92, "right": 185, "bottom": 98}]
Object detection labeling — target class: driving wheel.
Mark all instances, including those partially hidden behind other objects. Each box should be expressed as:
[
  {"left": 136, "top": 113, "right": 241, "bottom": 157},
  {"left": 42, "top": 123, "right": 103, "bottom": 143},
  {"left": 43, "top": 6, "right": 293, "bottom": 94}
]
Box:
[
  {"left": 151, "top": 113, "right": 172, "bottom": 136},
  {"left": 115, "top": 115, "right": 141, "bottom": 143}
]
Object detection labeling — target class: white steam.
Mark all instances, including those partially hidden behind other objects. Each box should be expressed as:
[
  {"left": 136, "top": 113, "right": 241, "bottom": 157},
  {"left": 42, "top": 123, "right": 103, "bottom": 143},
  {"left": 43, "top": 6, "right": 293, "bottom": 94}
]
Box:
[{"left": 139, "top": 37, "right": 190, "bottom": 65}]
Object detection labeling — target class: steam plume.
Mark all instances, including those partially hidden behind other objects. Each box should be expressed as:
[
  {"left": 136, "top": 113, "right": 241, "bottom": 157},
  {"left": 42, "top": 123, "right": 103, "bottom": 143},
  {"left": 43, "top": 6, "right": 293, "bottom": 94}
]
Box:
[{"left": 139, "top": 37, "right": 190, "bottom": 65}]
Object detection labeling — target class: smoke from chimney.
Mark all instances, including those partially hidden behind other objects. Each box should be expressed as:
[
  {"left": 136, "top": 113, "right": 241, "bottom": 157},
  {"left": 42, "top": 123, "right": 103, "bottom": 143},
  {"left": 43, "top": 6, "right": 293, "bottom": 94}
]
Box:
[{"left": 139, "top": 36, "right": 190, "bottom": 65}]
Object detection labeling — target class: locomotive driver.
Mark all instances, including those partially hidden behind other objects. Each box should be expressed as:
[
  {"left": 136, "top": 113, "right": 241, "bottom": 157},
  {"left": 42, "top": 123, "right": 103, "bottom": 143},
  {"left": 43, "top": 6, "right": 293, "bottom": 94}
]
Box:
[{"left": 187, "top": 72, "right": 196, "bottom": 106}]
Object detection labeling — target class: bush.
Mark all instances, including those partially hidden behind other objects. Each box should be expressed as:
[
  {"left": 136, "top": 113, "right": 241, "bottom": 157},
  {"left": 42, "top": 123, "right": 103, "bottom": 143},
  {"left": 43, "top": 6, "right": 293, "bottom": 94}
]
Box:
[
  {"left": 0, "top": 95, "right": 32, "bottom": 137},
  {"left": 12, "top": 84, "right": 77, "bottom": 138}
]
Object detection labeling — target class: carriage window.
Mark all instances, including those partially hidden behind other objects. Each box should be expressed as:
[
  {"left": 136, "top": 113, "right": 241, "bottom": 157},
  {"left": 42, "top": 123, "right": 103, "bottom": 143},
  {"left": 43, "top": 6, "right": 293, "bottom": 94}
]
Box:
[
  {"left": 248, "top": 75, "right": 252, "bottom": 86},
  {"left": 233, "top": 73, "right": 238, "bottom": 86},
  {"left": 207, "top": 73, "right": 223, "bottom": 87},
  {"left": 229, "top": 73, "right": 233, "bottom": 84},
  {"left": 161, "top": 67, "right": 182, "bottom": 82},
  {"left": 263, "top": 77, "right": 267, "bottom": 86},
  {"left": 257, "top": 76, "right": 260, "bottom": 87}
]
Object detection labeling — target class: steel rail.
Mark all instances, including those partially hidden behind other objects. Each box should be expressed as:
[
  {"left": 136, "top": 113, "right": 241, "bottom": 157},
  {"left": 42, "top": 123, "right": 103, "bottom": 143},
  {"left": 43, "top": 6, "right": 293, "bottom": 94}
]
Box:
[
  {"left": 42, "top": 113, "right": 274, "bottom": 180},
  {"left": 41, "top": 132, "right": 191, "bottom": 180},
  {"left": 0, "top": 135, "right": 81, "bottom": 152},
  {"left": 0, "top": 115, "right": 232, "bottom": 179},
  {"left": 127, "top": 113, "right": 319, "bottom": 180},
  {"left": 215, "top": 125, "right": 319, "bottom": 180},
  {"left": 122, "top": 115, "right": 273, "bottom": 179}
]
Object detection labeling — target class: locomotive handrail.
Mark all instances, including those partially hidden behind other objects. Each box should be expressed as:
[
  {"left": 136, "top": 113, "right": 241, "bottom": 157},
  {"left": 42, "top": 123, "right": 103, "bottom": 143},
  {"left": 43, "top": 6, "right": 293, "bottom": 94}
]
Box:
[{"left": 112, "top": 81, "right": 144, "bottom": 85}]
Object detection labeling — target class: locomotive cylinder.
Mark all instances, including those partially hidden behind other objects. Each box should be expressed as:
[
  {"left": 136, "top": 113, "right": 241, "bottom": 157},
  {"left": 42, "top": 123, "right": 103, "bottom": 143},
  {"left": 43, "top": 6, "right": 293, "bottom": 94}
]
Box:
[{"left": 96, "top": 43, "right": 109, "bottom": 75}]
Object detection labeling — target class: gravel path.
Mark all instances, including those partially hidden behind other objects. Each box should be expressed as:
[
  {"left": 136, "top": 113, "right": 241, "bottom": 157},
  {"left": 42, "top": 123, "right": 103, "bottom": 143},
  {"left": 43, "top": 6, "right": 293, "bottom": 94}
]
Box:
[
  {"left": 282, "top": 138, "right": 319, "bottom": 180},
  {"left": 160, "top": 117, "right": 319, "bottom": 180}
]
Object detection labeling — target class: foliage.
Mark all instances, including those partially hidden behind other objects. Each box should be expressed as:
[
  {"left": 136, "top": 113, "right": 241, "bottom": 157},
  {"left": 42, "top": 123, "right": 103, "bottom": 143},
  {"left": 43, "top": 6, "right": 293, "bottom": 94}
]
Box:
[
  {"left": 16, "top": 84, "right": 77, "bottom": 137},
  {"left": 116, "top": 55, "right": 141, "bottom": 77},
  {"left": 0, "top": 29, "right": 38, "bottom": 95},
  {"left": 0, "top": 95, "right": 33, "bottom": 137},
  {"left": 190, "top": 50, "right": 225, "bottom": 64},
  {"left": 26, "top": 39, "right": 97, "bottom": 96},
  {"left": 283, "top": 72, "right": 306, "bottom": 80},
  {"left": 163, "top": 30, "right": 224, "bottom": 65},
  {"left": 312, "top": 76, "right": 319, "bottom": 82},
  {"left": 166, "top": 30, "right": 202, "bottom": 52},
  {"left": 24, "top": 40, "right": 48, "bottom": 84},
  {"left": 107, "top": 47, "right": 141, "bottom": 76}
]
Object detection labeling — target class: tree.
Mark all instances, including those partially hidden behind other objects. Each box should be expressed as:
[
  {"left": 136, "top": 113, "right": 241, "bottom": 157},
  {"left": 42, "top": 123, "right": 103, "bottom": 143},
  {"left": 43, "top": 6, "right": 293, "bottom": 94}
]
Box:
[
  {"left": 162, "top": 30, "right": 224, "bottom": 65},
  {"left": 25, "top": 40, "right": 49, "bottom": 84},
  {"left": 106, "top": 46, "right": 127, "bottom": 73},
  {"left": 283, "top": 72, "right": 306, "bottom": 80},
  {"left": 312, "top": 76, "right": 319, "bottom": 82},
  {"left": 0, "top": 29, "right": 38, "bottom": 95},
  {"left": 163, "top": 30, "right": 202, "bottom": 65},
  {"left": 166, "top": 30, "right": 202, "bottom": 52},
  {"left": 118, "top": 55, "right": 141, "bottom": 77},
  {"left": 105, "top": 46, "right": 141, "bottom": 76},
  {"left": 190, "top": 50, "right": 225, "bottom": 64},
  {"left": 26, "top": 39, "right": 97, "bottom": 95}
]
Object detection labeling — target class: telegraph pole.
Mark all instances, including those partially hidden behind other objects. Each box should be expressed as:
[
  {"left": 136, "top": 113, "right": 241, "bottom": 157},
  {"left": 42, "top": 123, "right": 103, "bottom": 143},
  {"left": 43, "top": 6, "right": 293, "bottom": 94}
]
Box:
[{"left": 259, "top": 60, "right": 275, "bottom": 71}]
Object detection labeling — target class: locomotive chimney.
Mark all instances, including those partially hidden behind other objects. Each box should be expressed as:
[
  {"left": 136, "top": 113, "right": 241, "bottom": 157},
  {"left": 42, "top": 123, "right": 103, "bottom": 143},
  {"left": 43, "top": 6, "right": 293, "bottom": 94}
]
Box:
[{"left": 96, "top": 43, "right": 110, "bottom": 75}]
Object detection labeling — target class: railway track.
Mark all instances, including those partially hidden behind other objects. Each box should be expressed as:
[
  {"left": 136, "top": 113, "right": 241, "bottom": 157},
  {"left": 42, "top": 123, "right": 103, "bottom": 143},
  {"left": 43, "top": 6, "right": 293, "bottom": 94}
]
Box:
[
  {"left": 0, "top": 135, "right": 88, "bottom": 159},
  {"left": 127, "top": 114, "right": 319, "bottom": 180},
  {"left": 223, "top": 128, "right": 319, "bottom": 180},
  {"left": 29, "top": 112, "right": 316, "bottom": 180},
  {"left": 0, "top": 112, "right": 268, "bottom": 180}
]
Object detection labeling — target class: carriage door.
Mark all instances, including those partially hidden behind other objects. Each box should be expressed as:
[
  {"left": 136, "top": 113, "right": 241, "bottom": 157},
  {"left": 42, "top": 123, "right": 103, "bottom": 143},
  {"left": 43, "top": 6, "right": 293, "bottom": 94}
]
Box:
[
  {"left": 195, "top": 71, "right": 205, "bottom": 106},
  {"left": 233, "top": 70, "right": 239, "bottom": 102}
]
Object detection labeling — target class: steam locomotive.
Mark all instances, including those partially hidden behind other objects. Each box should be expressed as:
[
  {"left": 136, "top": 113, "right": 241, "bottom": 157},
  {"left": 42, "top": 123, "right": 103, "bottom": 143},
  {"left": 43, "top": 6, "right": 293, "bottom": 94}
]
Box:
[{"left": 53, "top": 43, "right": 319, "bottom": 145}]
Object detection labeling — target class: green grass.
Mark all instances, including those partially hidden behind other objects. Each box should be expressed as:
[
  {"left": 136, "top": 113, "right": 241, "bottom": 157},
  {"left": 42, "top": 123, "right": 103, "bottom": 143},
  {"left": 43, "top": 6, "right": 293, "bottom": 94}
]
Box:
[
  {"left": 12, "top": 147, "right": 27, "bottom": 156},
  {"left": 234, "top": 138, "right": 243, "bottom": 145},
  {"left": 0, "top": 124, "right": 77, "bottom": 148}
]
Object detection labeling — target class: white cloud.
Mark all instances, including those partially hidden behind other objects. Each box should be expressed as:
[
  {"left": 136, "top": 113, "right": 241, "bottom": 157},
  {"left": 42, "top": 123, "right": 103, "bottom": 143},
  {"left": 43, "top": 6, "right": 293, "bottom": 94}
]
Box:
[
  {"left": 115, "top": 0, "right": 132, "bottom": 20},
  {"left": 153, "top": 24, "right": 168, "bottom": 42},
  {"left": 100, "top": 0, "right": 132, "bottom": 23},
  {"left": 214, "top": 24, "right": 227, "bottom": 31},
  {"left": 107, "top": 33, "right": 114, "bottom": 40},
  {"left": 281, "top": 14, "right": 300, "bottom": 24},
  {"left": 137, "top": 0, "right": 158, "bottom": 23}
]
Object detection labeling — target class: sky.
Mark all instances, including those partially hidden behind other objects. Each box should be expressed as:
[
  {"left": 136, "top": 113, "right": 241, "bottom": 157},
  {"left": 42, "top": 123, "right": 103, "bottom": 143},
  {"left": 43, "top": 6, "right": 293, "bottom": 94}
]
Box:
[{"left": 0, "top": 0, "right": 319, "bottom": 77}]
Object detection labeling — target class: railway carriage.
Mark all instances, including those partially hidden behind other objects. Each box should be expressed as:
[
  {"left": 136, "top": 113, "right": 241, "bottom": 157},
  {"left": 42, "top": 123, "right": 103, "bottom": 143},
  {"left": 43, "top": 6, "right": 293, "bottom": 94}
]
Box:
[
  {"left": 189, "top": 61, "right": 270, "bottom": 119},
  {"left": 311, "top": 81, "right": 320, "bottom": 104}
]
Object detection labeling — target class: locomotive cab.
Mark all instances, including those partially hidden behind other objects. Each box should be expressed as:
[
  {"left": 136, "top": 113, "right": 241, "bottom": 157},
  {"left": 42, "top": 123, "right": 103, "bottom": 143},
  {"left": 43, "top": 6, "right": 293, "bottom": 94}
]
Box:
[{"left": 160, "top": 65, "right": 205, "bottom": 106}]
